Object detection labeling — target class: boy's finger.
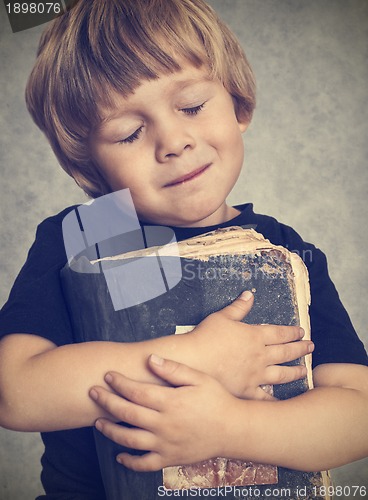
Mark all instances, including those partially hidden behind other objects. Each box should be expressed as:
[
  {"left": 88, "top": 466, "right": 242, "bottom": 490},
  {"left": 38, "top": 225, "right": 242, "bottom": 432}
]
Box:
[
  {"left": 116, "top": 450, "right": 163, "bottom": 472},
  {"left": 102, "top": 371, "right": 168, "bottom": 408},
  {"left": 148, "top": 354, "right": 209, "bottom": 388},
  {"left": 265, "top": 364, "right": 308, "bottom": 386},
  {"left": 266, "top": 340, "right": 314, "bottom": 365},
  {"left": 90, "top": 385, "right": 158, "bottom": 426},
  {"left": 262, "top": 325, "right": 306, "bottom": 345},
  {"left": 95, "top": 419, "right": 155, "bottom": 452},
  {"left": 217, "top": 291, "right": 254, "bottom": 321}
]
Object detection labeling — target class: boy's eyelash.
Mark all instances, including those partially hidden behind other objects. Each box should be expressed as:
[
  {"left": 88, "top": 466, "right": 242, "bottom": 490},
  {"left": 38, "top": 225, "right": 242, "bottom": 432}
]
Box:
[
  {"left": 117, "top": 103, "right": 205, "bottom": 144},
  {"left": 119, "top": 126, "right": 143, "bottom": 145},
  {"left": 182, "top": 103, "right": 206, "bottom": 115}
]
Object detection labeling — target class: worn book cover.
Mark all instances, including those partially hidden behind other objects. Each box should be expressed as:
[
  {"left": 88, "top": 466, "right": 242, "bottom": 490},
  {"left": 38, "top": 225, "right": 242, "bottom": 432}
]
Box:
[{"left": 61, "top": 227, "right": 330, "bottom": 500}]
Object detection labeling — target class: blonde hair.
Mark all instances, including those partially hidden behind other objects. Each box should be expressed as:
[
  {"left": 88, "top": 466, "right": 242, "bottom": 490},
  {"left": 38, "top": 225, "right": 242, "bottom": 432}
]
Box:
[{"left": 26, "top": 0, "right": 256, "bottom": 198}]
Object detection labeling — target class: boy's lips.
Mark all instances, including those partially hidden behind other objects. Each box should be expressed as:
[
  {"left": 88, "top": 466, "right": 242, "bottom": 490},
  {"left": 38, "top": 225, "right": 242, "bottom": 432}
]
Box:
[{"left": 164, "top": 164, "right": 211, "bottom": 187}]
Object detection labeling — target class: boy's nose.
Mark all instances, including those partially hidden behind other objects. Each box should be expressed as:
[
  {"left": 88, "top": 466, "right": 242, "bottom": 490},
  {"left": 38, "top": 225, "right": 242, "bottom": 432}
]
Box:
[{"left": 155, "top": 120, "right": 196, "bottom": 162}]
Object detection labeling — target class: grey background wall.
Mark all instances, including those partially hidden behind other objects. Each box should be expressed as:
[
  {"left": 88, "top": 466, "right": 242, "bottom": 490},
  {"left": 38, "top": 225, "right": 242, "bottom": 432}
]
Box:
[{"left": 0, "top": 0, "right": 367, "bottom": 498}]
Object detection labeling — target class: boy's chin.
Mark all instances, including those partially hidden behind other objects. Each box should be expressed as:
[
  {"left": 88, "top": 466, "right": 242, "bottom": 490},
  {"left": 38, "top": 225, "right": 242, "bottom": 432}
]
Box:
[
  {"left": 139, "top": 211, "right": 210, "bottom": 228},
  {"left": 153, "top": 206, "right": 233, "bottom": 229}
]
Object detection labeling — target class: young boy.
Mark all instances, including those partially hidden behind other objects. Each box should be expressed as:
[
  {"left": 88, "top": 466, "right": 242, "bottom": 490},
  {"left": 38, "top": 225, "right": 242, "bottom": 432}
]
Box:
[{"left": 0, "top": 0, "right": 367, "bottom": 498}]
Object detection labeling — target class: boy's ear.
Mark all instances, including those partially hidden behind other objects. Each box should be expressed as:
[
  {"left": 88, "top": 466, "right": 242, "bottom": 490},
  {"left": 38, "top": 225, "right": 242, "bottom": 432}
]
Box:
[{"left": 238, "top": 119, "right": 250, "bottom": 133}]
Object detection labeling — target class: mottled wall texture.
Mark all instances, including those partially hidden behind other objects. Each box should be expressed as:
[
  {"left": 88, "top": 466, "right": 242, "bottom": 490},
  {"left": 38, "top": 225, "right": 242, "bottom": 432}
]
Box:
[{"left": 0, "top": 0, "right": 367, "bottom": 498}]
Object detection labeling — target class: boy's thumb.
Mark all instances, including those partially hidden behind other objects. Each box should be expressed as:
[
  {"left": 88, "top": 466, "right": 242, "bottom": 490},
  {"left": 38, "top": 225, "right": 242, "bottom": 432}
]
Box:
[
  {"left": 148, "top": 355, "right": 205, "bottom": 388},
  {"left": 218, "top": 290, "right": 254, "bottom": 321}
]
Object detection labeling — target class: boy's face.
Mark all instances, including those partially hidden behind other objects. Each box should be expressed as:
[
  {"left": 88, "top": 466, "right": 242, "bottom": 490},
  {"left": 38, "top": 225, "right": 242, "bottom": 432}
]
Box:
[{"left": 91, "top": 63, "right": 248, "bottom": 227}]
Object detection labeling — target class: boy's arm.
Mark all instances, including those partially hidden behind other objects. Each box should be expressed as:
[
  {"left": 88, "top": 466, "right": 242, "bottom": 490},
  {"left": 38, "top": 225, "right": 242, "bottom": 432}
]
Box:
[
  {"left": 0, "top": 293, "right": 311, "bottom": 432},
  {"left": 91, "top": 358, "right": 368, "bottom": 472}
]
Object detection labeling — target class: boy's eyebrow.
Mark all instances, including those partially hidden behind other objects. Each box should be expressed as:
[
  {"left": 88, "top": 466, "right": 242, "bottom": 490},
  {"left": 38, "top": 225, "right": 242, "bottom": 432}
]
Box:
[
  {"left": 169, "top": 75, "right": 213, "bottom": 93},
  {"left": 98, "top": 75, "right": 214, "bottom": 129}
]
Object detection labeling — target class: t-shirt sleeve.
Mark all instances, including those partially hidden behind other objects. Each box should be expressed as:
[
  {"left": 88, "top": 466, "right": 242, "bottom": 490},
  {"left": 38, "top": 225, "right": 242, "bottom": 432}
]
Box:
[
  {"left": 0, "top": 216, "right": 74, "bottom": 346},
  {"left": 278, "top": 223, "right": 368, "bottom": 368}
]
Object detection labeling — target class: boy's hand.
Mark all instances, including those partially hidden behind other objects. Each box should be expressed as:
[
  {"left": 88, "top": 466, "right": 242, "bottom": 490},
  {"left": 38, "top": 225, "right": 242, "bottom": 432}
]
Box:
[
  {"left": 91, "top": 362, "right": 368, "bottom": 473},
  {"left": 192, "top": 292, "right": 313, "bottom": 399},
  {"left": 90, "top": 357, "right": 237, "bottom": 471}
]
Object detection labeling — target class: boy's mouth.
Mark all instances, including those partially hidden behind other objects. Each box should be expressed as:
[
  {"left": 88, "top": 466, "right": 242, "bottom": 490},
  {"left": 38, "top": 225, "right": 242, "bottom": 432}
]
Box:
[{"left": 164, "top": 164, "right": 211, "bottom": 187}]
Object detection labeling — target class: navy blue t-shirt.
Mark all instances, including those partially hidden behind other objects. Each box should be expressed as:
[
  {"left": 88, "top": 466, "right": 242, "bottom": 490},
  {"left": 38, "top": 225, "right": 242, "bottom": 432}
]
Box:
[{"left": 0, "top": 203, "right": 367, "bottom": 498}]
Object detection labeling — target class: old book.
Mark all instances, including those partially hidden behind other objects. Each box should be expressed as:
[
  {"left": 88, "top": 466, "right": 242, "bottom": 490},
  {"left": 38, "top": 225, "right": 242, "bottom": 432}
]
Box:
[{"left": 61, "top": 227, "right": 330, "bottom": 500}]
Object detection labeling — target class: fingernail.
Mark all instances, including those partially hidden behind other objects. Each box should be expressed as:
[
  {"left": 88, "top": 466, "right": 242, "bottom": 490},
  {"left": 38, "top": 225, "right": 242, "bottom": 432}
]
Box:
[
  {"left": 95, "top": 420, "right": 102, "bottom": 431},
  {"left": 299, "top": 327, "right": 305, "bottom": 338},
  {"left": 90, "top": 389, "right": 98, "bottom": 401},
  {"left": 308, "top": 342, "right": 315, "bottom": 353},
  {"left": 240, "top": 291, "right": 253, "bottom": 301},
  {"left": 150, "top": 354, "right": 164, "bottom": 366},
  {"left": 105, "top": 373, "right": 113, "bottom": 384},
  {"left": 116, "top": 455, "right": 123, "bottom": 464}
]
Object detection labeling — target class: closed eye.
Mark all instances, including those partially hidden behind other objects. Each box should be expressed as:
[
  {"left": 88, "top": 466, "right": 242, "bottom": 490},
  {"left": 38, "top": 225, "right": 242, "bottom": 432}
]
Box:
[
  {"left": 181, "top": 103, "right": 206, "bottom": 116},
  {"left": 118, "top": 126, "right": 143, "bottom": 145}
]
